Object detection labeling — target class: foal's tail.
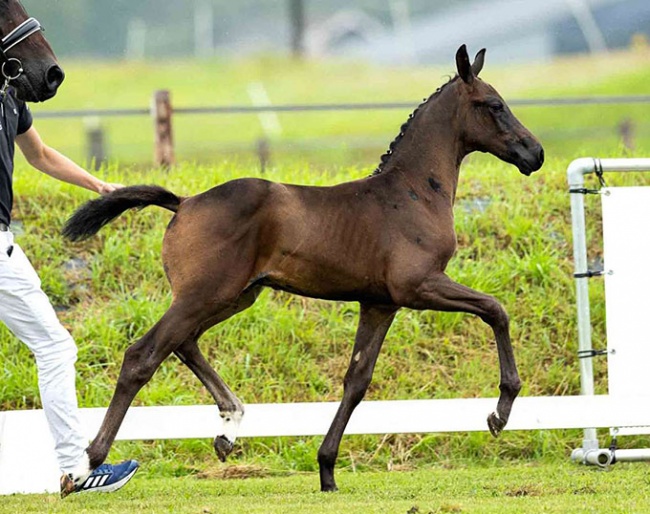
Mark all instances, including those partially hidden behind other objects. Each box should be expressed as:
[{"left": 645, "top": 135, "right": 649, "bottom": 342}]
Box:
[{"left": 62, "top": 185, "right": 181, "bottom": 242}]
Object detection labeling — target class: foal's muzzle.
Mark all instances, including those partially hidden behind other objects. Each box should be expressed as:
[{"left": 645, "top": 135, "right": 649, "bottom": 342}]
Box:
[
  {"left": 45, "top": 64, "right": 65, "bottom": 92},
  {"left": 510, "top": 139, "right": 544, "bottom": 176}
]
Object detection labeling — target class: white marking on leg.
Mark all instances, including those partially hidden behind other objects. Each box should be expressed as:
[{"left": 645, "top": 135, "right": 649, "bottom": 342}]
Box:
[
  {"left": 220, "top": 410, "right": 243, "bottom": 443},
  {"left": 354, "top": 351, "right": 362, "bottom": 362},
  {"left": 67, "top": 451, "right": 92, "bottom": 486}
]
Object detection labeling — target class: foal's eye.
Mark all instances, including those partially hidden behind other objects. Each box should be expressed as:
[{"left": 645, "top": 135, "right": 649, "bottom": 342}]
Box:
[{"left": 488, "top": 102, "right": 504, "bottom": 113}]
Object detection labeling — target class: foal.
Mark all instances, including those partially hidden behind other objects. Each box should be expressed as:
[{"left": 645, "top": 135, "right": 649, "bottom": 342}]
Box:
[{"left": 64, "top": 45, "right": 544, "bottom": 492}]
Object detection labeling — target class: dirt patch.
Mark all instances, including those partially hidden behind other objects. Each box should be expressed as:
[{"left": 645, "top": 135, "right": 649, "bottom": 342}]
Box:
[{"left": 196, "top": 464, "right": 273, "bottom": 480}]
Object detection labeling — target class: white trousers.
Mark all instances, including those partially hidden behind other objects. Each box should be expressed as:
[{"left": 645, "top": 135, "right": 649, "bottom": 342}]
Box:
[{"left": 0, "top": 230, "right": 87, "bottom": 474}]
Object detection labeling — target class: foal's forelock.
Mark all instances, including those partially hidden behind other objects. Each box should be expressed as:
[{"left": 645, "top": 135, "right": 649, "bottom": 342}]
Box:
[{"left": 373, "top": 76, "right": 458, "bottom": 176}]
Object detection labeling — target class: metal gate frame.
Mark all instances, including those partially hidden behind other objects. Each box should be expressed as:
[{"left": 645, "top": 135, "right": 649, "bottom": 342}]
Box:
[{"left": 568, "top": 157, "right": 650, "bottom": 466}]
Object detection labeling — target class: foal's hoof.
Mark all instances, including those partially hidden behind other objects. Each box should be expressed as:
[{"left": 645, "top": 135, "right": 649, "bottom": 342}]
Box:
[
  {"left": 487, "top": 412, "right": 506, "bottom": 437},
  {"left": 213, "top": 435, "right": 234, "bottom": 462}
]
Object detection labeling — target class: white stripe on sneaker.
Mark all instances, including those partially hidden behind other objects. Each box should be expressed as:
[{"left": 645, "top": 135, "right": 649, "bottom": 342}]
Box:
[{"left": 98, "top": 474, "right": 110, "bottom": 487}]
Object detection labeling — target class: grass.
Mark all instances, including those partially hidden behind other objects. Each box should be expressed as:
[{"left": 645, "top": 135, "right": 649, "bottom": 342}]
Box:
[
  {"left": 4, "top": 152, "right": 649, "bottom": 476},
  {"left": 3, "top": 50, "right": 650, "bottom": 505},
  {"left": 3, "top": 462, "right": 650, "bottom": 513}
]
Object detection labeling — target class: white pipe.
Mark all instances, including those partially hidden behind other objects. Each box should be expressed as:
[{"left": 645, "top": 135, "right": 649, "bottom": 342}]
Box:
[
  {"left": 571, "top": 447, "right": 650, "bottom": 467},
  {"left": 567, "top": 157, "right": 598, "bottom": 448},
  {"left": 571, "top": 447, "right": 613, "bottom": 467},
  {"left": 613, "top": 449, "right": 650, "bottom": 463},
  {"left": 568, "top": 157, "right": 650, "bottom": 455}
]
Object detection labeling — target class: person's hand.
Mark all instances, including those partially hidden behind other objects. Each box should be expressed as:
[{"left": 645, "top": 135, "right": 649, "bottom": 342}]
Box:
[{"left": 97, "top": 181, "right": 125, "bottom": 195}]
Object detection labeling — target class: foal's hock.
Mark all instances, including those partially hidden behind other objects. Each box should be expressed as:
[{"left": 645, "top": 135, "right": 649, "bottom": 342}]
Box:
[{"left": 63, "top": 45, "right": 543, "bottom": 492}]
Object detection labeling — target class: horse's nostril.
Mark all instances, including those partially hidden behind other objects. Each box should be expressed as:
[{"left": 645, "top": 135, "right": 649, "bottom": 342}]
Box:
[
  {"left": 538, "top": 146, "right": 545, "bottom": 164},
  {"left": 45, "top": 65, "right": 65, "bottom": 91}
]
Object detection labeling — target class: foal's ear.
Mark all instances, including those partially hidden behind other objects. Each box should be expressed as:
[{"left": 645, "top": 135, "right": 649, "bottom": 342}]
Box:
[
  {"left": 455, "top": 44, "right": 473, "bottom": 84},
  {"left": 471, "top": 48, "right": 486, "bottom": 77}
]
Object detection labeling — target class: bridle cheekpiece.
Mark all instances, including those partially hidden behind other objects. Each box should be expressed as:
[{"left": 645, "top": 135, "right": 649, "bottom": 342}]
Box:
[{"left": 0, "top": 17, "right": 43, "bottom": 97}]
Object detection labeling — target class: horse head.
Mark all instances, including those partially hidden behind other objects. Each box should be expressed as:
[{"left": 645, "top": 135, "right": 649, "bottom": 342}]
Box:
[
  {"left": 0, "top": 0, "right": 64, "bottom": 102},
  {"left": 454, "top": 44, "right": 544, "bottom": 176}
]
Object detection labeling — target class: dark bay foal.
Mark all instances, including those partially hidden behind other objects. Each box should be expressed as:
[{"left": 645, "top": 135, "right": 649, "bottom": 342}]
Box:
[{"left": 63, "top": 45, "right": 544, "bottom": 492}]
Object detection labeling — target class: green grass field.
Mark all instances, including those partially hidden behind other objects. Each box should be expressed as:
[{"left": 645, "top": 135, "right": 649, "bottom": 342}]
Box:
[
  {"left": 3, "top": 50, "right": 650, "bottom": 509},
  {"left": 3, "top": 463, "right": 650, "bottom": 513}
]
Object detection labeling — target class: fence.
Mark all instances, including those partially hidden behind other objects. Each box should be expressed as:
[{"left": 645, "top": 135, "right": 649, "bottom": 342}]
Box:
[{"left": 32, "top": 94, "right": 650, "bottom": 169}]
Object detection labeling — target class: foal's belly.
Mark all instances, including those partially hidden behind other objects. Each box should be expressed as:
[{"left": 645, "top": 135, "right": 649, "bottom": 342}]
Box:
[{"left": 252, "top": 266, "right": 393, "bottom": 304}]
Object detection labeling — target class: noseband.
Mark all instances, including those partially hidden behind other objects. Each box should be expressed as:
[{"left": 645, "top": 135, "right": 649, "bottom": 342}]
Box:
[{"left": 0, "top": 17, "right": 43, "bottom": 96}]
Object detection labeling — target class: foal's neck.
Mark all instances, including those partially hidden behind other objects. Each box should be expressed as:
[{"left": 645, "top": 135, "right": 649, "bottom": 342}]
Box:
[{"left": 377, "top": 85, "right": 466, "bottom": 203}]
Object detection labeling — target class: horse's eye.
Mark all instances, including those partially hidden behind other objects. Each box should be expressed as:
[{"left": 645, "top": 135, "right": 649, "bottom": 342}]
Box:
[{"left": 488, "top": 102, "right": 504, "bottom": 113}]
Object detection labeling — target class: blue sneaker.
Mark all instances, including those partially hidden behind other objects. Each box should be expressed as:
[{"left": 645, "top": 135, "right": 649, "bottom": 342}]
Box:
[{"left": 60, "top": 460, "right": 139, "bottom": 497}]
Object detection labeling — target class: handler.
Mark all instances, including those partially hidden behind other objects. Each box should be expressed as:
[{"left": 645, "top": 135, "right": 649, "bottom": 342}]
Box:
[{"left": 0, "top": 86, "right": 138, "bottom": 497}]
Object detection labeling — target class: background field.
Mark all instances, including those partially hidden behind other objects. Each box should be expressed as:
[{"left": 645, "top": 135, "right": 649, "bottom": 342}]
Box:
[
  {"left": 25, "top": 48, "right": 650, "bottom": 167},
  {"left": 2, "top": 49, "right": 650, "bottom": 508}
]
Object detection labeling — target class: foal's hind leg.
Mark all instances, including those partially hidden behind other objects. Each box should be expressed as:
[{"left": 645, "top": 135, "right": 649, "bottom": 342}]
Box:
[
  {"left": 173, "top": 286, "right": 262, "bottom": 462},
  {"left": 318, "top": 304, "right": 397, "bottom": 492},
  {"left": 401, "top": 273, "right": 521, "bottom": 437},
  {"left": 83, "top": 301, "right": 210, "bottom": 473},
  {"left": 175, "top": 340, "right": 243, "bottom": 461}
]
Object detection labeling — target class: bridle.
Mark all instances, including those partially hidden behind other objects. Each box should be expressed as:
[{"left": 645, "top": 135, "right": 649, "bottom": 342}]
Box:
[{"left": 0, "top": 17, "right": 43, "bottom": 96}]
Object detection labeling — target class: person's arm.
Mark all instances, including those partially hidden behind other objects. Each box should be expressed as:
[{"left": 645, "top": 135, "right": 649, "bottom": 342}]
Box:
[{"left": 15, "top": 126, "right": 122, "bottom": 195}]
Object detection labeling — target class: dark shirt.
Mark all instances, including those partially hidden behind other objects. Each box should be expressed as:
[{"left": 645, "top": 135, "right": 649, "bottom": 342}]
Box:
[{"left": 0, "top": 88, "right": 34, "bottom": 226}]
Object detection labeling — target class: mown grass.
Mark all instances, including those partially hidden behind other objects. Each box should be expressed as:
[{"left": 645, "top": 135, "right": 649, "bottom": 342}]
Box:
[{"left": 4, "top": 462, "right": 650, "bottom": 513}]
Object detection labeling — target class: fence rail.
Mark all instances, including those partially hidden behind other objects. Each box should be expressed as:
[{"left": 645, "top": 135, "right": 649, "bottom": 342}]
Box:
[
  {"left": 33, "top": 93, "right": 650, "bottom": 168},
  {"left": 32, "top": 95, "right": 650, "bottom": 119}
]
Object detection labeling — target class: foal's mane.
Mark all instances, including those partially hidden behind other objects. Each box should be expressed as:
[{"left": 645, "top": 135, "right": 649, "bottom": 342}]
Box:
[{"left": 372, "top": 75, "right": 458, "bottom": 176}]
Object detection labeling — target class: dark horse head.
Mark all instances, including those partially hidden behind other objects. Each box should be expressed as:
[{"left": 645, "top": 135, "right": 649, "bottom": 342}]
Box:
[
  {"left": 454, "top": 44, "right": 543, "bottom": 175},
  {"left": 0, "top": 0, "right": 64, "bottom": 102}
]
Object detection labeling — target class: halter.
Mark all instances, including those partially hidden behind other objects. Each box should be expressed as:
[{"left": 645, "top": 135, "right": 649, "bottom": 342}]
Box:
[{"left": 0, "top": 17, "right": 43, "bottom": 97}]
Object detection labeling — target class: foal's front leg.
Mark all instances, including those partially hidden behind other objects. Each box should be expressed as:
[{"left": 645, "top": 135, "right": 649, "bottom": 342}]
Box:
[
  {"left": 404, "top": 272, "right": 521, "bottom": 436},
  {"left": 318, "top": 304, "right": 397, "bottom": 492}
]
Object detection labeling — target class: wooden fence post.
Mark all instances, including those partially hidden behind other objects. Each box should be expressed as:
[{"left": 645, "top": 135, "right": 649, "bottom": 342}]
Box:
[
  {"left": 84, "top": 117, "right": 106, "bottom": 171},
  {"left": 152, "top": 90, "right": 175, "bottom": 167},
  {"left": 256, "top": 137, "right": 271, "bottom": 174},
  {"left": 619, "top": 118, "right": 635, "bottom": 151}
]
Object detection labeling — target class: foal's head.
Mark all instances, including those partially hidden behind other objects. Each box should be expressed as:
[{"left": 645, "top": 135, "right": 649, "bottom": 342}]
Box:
[
  {"left": 0, "top": 0, "right": 64, "bottom": 102},
  {"left": 454, "top": 45, "right": 544, "bottom": 176}
]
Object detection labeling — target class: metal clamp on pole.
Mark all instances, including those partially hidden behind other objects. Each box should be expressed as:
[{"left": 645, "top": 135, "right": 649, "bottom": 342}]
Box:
[
  {"left": 594, "top": 158, "right": 608, "bottom": 188},
  {"left": 573, "top": 270, "right": 604, "bottom": 279},
  {"left": 577, "top": 349, "right": 608, "bottom": 359},
  {"left": 569, "top": 187, "right": 603, "bottom": 195}
]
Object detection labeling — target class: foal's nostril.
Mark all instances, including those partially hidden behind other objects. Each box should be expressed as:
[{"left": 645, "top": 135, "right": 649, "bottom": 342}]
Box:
[
  {"left": 537, "top": 146, "right": 545, "bottom": 164},
  {"left": 45, "top": 65, "right": 65, "bottom": 92}
]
